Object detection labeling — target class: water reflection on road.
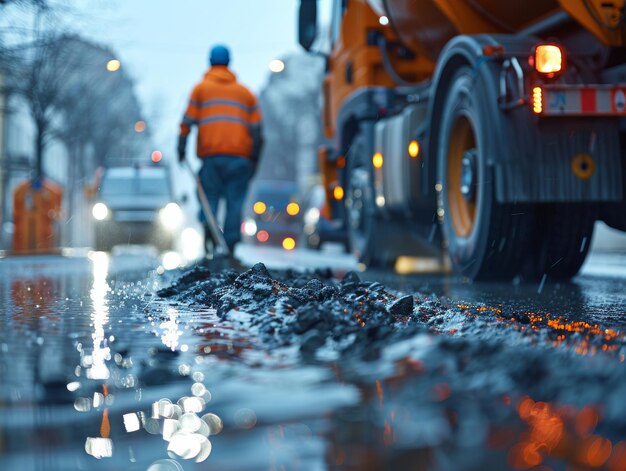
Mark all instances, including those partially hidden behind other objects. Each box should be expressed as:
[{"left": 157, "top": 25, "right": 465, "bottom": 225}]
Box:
[{"left": 0, "top": 252, "right": 359, "bottom": 470}]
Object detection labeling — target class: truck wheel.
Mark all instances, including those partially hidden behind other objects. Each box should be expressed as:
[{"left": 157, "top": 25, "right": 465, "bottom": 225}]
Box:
[
  {"left": 345, "top": 161, "right": 376, "bottom": 264},
  {"left": 344, "top": 139, "right": 389, "bottom": 267},
  {"left": 437, "top": 67, "right": 532, "bottom": 280},
  {"left": 524, "top": 204, "right": 595, "bottom": 280}
]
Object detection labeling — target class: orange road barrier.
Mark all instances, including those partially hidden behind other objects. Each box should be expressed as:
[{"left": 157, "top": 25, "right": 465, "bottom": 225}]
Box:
[{"left": 13, "top": 179, "right": 63, "bottom": 253}]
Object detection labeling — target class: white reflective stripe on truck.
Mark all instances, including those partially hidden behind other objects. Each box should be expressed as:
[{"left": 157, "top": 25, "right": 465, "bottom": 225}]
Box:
[{"left": 540, "top": 84, "right": 626, "bottom": 116}]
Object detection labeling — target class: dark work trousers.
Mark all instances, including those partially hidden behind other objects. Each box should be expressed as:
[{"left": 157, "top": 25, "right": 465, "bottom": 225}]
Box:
[{"left": 197, "top": 156, "right": 254, "bottom": 252}]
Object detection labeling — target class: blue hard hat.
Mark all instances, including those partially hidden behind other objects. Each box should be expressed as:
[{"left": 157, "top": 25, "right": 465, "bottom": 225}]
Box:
[{"left": 209, "top": 44, "right": 230, "bottom": 66}]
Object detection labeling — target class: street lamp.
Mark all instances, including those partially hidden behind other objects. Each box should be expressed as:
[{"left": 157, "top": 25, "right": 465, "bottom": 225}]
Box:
[
  {"left": 269, "top": 59, "right": 285, "bottom": 73},
  {"left": 106, "top": 59, "right": 121, "bottom": 72}
]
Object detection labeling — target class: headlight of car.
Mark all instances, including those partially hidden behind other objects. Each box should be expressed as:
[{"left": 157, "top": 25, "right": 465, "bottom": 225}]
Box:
[
  {"left": 242, "top": 218, "right": 257, "bottom": 236},
  {"left": 92, "top": 202, "right": 109, "bottom": 221},
  {"left": 159, "top": 202, "right": 183, "bottom": 230},
  {"left": 304, "top": 207, "right": 320, "bottom": 226}
]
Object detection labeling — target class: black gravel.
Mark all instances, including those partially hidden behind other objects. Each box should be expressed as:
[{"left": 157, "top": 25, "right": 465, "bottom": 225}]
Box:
[{"left": 159, "top": 261, "right": 431, "bottom": 361}]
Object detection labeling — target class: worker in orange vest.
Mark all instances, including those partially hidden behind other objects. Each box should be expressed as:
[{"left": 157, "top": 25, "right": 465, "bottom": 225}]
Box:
[{"left": 178, "top": 44, "right": 263, "bottom": 255}]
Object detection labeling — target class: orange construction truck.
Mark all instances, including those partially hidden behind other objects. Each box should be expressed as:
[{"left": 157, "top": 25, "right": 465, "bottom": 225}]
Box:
[{"left": 298, "top": 0, "right": 626, "bottom": 280}]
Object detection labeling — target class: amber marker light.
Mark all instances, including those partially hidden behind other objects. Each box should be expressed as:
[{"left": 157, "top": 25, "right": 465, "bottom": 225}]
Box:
[
  {"left": 286, "top": 202, "right": 300, "bottom": 216},
  {"left": 408, "top": 140, "right": 420, "bottom": 158},
  {"left": 534, "top": 44, "right": 564, "bottom": 78},
  {"left": 532, "top": 87, "right": 543, "bottom": 114},
  {"left": 372, "top": 152, "right": 384, "bottom": 168},
  {"left": 282, "top": 237, "right": 296, "bottom": 251},
  {"left": 333, "top": 185, "right": 344, "bottom": 200},
  {"left": 253, "top": 201, "right": 266, "bottom": 215}
]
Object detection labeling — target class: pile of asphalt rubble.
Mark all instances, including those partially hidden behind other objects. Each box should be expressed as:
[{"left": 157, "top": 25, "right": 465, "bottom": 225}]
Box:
[
  {"left": 158, "top": 261, "right": 626, "bottom": 363},
  {"left": 158, "top": 261, "right": 428, "bottom": 360},
  {"left": 157, "top": 261, "right": 626, "bottom": 446}
]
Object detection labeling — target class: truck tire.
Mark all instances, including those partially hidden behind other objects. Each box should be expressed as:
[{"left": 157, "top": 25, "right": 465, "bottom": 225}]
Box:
[
  {"left": 344, "top": 137, "right": 390, "bottom": 267},
  {"left": 437, "top": 67, "right": 533, "bottom": 280},
  {"left": 523, "top": 204, "right": 595, "bottom": 281}
]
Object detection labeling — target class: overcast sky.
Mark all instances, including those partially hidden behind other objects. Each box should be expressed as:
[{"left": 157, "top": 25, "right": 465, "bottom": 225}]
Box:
[{"left": 68, "top": 0, "right": 303, "bottom": 155}]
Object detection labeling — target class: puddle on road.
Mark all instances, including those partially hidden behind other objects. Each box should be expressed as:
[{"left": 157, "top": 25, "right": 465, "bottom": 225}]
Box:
[
  {"left": 0, "top": 255, "right": 358, "bottom": 470},
  {"left": 1, "top": 255, "right": 626, "bottom": 471}
]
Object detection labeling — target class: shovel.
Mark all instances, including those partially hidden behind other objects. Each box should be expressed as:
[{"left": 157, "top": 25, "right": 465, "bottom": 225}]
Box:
[{"left": 182, "top": 160, "right": 230, "bottom": 257}]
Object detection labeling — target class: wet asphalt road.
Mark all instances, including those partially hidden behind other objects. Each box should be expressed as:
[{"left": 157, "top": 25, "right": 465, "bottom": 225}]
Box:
[{"left": 0, "top": 248, "right": 625, "bottom": 471}]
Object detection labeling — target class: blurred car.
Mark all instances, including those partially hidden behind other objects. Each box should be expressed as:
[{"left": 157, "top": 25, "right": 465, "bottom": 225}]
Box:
[
  {"left": 301, "top": 184, "right": 348, "bottom": 250},
  {"left": 241, "top": 180, "right": 301, "bottom": 250},
  {"left": 92, "top": 165, "right": 183, "bottom": 252}
]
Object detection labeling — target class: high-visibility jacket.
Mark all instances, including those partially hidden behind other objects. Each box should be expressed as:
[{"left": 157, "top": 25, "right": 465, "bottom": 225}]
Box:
[{"left": 180, "top": 66, "right": 261, "bottom": 159}]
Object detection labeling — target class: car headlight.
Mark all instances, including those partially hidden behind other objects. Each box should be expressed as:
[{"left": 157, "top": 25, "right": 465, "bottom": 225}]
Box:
[
  {"left": 242, "top": 218, "right": 257, "bottom": 236},
  {"left": 304, "top": 207, "right": 320, "bottom": 225},
  {"left": 159, "top": 202, "right": 183, "bottom": 230},
  {"left": 92, "top": 202, "right": 109, "bottom": 221}
]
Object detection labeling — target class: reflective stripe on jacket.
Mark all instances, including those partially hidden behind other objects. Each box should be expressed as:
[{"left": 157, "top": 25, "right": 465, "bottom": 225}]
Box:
[{"left": 180, "top": 66, "right": 261, "bottom": 158}]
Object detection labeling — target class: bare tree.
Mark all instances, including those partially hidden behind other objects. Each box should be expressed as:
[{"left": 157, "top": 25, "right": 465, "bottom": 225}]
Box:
[
  {"left": 3, "top": 31, "right": 87, "bottom": 178},
  {"left": 88, "top": 80, "right": 147, "bottom": 166},
  {"left": 3, "top": 29, "right": 149, "bottom": 178},
  {"left": 258, "top": 54, "right": 324, "bottom": 185},
  {"left": 53, "top": 36, "right": 146, "bottom": 169},
  {"left": 0, "top": 2, "right": 149, "bottom": 247}
]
